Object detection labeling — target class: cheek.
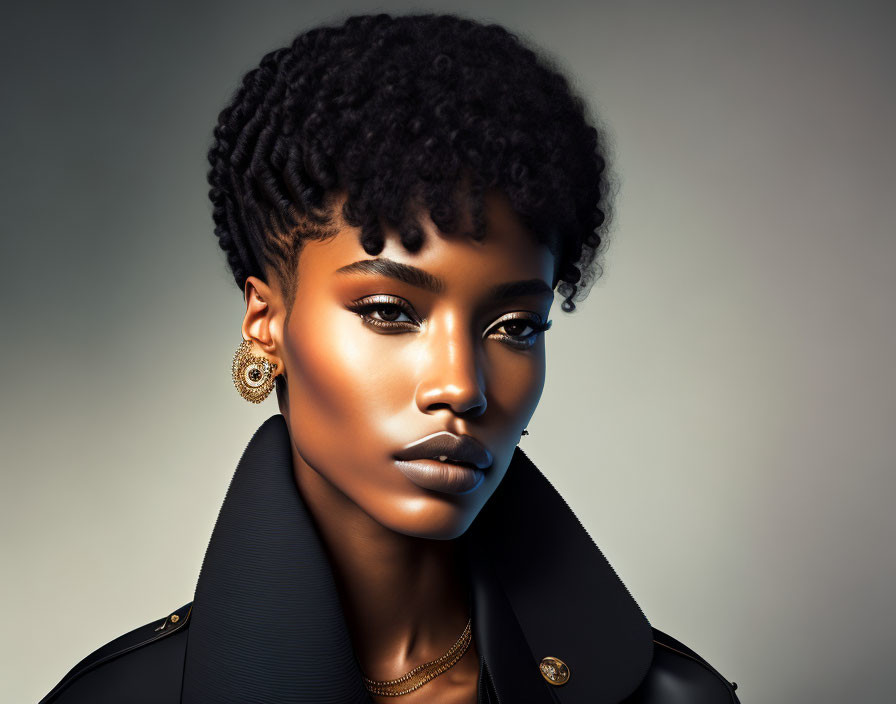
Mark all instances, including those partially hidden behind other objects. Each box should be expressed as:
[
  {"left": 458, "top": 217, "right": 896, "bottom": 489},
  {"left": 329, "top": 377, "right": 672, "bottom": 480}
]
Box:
[
  {"left": 281, "top": 307, "right": 406, "bottom": 470},
  {"left": 486, "top": 344, "right": 547, "bottom": 424}
]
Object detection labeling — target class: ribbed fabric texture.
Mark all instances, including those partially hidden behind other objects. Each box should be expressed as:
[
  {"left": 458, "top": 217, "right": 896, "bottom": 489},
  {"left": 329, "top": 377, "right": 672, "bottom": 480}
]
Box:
[{"left": 181, "top": 416, "right": 370, "bottom": 703}]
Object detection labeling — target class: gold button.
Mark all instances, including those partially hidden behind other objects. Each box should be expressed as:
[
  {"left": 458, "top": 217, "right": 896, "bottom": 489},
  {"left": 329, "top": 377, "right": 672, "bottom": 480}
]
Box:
[
  {"left": 170, "top": 614, "right": 180, "bottom": 623},
  {"left": 539, "top": 656, "right": 569, "bottom": 685}
]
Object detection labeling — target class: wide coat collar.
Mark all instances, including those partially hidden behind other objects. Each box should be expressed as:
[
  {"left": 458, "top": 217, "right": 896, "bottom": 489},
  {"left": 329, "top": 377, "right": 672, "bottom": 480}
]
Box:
[{"left": 181, "top": 415, "right": 653, "bottom": 703}]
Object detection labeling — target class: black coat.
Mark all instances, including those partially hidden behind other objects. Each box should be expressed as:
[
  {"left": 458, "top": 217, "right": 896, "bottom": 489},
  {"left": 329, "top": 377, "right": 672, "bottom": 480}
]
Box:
[{"left": 39, "top": 415, "right": 741, "bottom": 703}]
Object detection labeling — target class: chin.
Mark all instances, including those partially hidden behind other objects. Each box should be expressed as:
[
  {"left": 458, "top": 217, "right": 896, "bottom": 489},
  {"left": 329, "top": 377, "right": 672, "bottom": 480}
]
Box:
[{"left": 370, "top": 497, "right": 480, "bottom": 540}]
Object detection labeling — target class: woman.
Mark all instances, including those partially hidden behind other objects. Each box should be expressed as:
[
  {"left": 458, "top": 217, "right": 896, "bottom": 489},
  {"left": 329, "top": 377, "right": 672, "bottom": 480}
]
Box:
[{"left": 39, "top": 12, "right": 740, "bottom": 703}]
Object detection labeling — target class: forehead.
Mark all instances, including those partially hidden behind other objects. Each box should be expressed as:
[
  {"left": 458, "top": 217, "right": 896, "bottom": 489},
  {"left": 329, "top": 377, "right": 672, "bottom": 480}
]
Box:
[{"left": 296, "top": 189, "right": 556, "bottom": 293}]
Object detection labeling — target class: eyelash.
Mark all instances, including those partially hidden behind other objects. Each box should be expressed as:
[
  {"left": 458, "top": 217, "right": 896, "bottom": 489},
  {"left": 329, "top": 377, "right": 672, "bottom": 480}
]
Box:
[{"left": 347, "top": 296, "right": 552, "bottom": 350}]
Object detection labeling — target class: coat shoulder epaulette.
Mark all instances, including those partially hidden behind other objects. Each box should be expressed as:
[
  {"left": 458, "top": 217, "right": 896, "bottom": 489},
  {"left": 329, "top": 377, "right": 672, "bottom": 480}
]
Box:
[
  {"left": 623, "top": 626, "right": 741, "bottom": 703},
  {"left": 38, "top": 601, "right": 193, "bottom": 704}
]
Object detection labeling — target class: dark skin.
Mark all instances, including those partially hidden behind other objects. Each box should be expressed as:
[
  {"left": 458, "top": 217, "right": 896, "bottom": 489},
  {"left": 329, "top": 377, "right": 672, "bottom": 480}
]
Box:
[{"left": 241, "top": 188, "right": 555, "bottom": 703}]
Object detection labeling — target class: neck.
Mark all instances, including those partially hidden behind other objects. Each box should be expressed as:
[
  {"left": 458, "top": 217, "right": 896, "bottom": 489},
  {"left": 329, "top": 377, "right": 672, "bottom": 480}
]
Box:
[{"left": 289, "top": 441, "right": 471, "bottom": 680}]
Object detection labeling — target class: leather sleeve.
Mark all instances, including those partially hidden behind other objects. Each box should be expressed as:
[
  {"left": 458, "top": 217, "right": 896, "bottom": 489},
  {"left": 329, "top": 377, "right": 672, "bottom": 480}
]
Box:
[
  {"left": 38, "top": 602, "right": 192, "bottom": 704},
  {"left": 622, "top": 627, "right": 741, "bottom": 703}
]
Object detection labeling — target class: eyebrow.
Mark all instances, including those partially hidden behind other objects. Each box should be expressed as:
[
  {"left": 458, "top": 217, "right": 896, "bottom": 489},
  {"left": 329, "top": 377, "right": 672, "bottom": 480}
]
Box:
[
  {"left": 336, "top": 259, "right": 445, "bottom": 293},
  {"left": 334, "top": 258, "right": 554, "bottom": 302},
  {"left": 488, "top": 277, "right": 555, "bottom": 303}
]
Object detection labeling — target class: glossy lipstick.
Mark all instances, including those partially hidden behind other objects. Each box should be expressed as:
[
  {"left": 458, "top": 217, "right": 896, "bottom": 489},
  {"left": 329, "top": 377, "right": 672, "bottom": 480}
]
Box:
[{"left": 394, "top": 432, "right": 493, "bottom": 494}]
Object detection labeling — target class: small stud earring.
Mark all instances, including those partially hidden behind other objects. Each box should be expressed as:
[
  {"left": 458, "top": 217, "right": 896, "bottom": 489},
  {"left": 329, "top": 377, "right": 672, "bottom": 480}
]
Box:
[{"left": 232, "top": 338, "right": 278, "bottom": 403}]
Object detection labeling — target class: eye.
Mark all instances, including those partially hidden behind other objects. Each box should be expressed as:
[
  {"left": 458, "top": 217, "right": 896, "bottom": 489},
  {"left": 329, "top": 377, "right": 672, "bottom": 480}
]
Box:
[
  {"left": 347, "top": 295, "right": 418, "bottom": 331},
  {"left": 487, "top": 314, "right": 553, "bottom": 350}
]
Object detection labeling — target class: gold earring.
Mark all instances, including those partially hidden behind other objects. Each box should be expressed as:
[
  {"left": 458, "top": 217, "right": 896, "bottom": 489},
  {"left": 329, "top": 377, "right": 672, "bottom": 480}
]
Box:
[{"left": 232, "top": 338, "right": 278, "bottom": 403}]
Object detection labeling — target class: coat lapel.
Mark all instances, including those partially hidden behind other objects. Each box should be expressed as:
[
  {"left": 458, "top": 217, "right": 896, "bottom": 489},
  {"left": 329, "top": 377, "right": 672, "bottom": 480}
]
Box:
[
  {"left": 181, "top": 415, "right": 371, "bottom": 703},
  {"left": 182, "top": 415, "right": 652, "bottom": 703},
  {"left": 468, "top": 446, "right": 654, "bottom": 703}
]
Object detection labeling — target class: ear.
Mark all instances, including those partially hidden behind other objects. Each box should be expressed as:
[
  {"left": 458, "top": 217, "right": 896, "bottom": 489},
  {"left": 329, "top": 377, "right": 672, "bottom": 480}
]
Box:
[{"left": 241, "top": 276, "right": 285, "bottom": 372}]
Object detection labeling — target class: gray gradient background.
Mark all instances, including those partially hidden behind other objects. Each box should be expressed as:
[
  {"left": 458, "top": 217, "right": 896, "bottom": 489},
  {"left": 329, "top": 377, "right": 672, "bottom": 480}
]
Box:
[{"left": 3, "top": 1, "right": 894, "bottom": 702}]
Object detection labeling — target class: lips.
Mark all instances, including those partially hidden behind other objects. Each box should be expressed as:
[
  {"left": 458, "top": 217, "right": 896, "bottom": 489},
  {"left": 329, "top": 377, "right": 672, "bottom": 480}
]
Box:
[
  {"left": 393, "top": 432, "right": 493, "bottom": 494},
  {"left": 394, "top": 433, "right": 493, "bottom": 469}
]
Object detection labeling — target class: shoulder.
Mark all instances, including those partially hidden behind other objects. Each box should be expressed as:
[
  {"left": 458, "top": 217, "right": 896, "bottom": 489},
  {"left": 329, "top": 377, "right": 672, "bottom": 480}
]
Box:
[
  {"left": 622, "top": 627, "right": 741, "bottom": 703},
  {"left": 38, "top": 602, "right": 193, "bottom": 704}
]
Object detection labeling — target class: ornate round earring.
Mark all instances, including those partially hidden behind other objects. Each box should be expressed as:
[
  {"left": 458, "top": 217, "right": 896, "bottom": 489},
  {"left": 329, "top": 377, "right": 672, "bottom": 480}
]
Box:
[{"left": 232, "top": 338, "right": 278, "bottom": 403}]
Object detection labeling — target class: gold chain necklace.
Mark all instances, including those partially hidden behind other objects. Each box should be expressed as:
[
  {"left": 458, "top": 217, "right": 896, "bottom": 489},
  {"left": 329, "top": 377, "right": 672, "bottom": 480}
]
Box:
[{"left": 362, "top": 617, "right": 473, "bottom": 697}]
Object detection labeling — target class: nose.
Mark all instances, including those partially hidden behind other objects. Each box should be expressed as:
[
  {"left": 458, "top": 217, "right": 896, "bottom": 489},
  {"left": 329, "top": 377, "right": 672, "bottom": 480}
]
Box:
[{"left": 415, "top": 323, "right": 487, "bottom": 419}]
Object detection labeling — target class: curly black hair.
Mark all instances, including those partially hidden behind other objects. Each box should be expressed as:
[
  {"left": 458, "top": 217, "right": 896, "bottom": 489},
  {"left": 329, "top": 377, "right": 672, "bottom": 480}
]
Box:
[{"left": 208, "top": 12, "right": 612, "bottom": 316}]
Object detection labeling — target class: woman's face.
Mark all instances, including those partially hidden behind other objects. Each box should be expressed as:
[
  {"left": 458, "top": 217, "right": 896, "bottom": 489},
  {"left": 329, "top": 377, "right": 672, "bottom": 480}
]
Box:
[{"left": 276, "top": 189, "right": 555, "bottom": 539}]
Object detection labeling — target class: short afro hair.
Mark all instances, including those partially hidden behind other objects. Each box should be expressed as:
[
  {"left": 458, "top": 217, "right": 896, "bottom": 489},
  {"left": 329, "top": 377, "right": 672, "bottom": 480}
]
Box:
[{"left": 208, "top": 12, "right": 613, "bottom": 315}]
